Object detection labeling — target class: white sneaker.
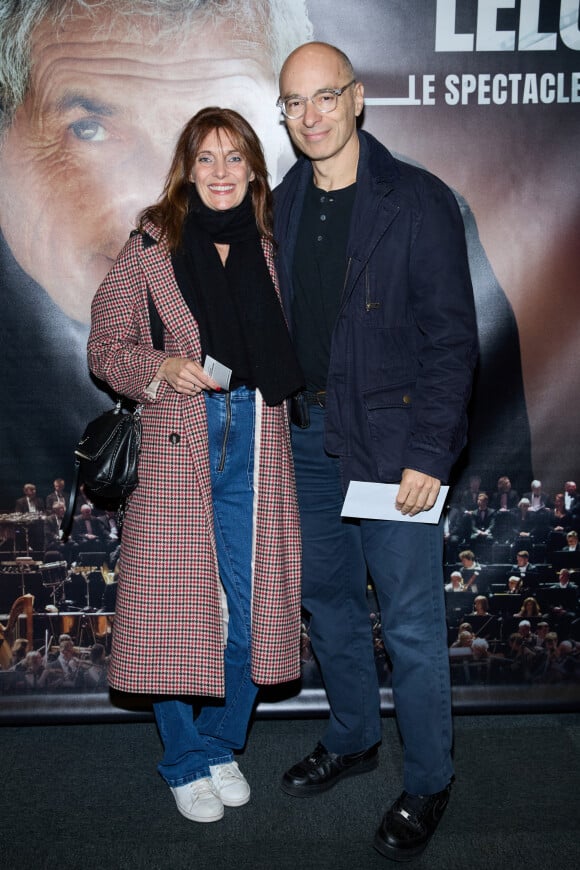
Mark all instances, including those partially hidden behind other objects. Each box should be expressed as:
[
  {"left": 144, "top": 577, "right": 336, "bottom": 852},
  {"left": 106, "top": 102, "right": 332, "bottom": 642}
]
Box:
[
  {"left": 170, "top": 777, "right": 224, "bottom": 823},
  {"left": 210, "top": 761, "right": 251, "bottom": 807}
]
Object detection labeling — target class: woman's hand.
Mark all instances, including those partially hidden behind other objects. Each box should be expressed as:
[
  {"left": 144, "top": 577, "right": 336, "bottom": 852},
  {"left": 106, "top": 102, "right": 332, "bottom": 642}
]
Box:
[{"left": 156, "top": 357, "right": 220, "bottom": 395}]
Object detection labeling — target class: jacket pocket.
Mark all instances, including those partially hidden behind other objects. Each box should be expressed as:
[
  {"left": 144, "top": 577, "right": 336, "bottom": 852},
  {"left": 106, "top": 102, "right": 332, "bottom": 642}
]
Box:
[{"left": 363, "top": 382, "right": 413, "bottom": 480}]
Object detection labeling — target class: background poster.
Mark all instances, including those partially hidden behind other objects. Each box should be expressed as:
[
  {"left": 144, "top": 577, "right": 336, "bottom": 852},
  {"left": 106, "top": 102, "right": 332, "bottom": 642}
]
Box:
[{"left": 1, "top": 0, "right": 579, "bottom": 719}]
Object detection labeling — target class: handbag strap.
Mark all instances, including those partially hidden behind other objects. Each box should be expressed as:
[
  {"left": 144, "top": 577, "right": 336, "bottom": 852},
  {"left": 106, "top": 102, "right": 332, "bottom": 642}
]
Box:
[
  {"left": 60, "top": 458, "right": 81, "bottom": 542},
  {"left": 60, "top": 286, "right": 163, "bottom": 542}
]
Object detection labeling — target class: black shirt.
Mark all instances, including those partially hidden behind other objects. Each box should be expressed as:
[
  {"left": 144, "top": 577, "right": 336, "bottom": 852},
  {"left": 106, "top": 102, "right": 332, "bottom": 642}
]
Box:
[{"left": 291, "top": 178, "right": 356, "bottom": 391}]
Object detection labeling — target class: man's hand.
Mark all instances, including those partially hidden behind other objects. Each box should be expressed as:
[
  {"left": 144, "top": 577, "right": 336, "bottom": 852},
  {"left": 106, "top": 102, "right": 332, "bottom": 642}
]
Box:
[{"left": 395, "top": 468, "right": 441, "bottom": 516}]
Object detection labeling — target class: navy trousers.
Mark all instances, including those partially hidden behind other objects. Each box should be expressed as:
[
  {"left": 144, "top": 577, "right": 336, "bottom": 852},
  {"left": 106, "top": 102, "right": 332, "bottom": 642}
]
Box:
[{"left": 292, "top": 406, "right": 453, "bottom": 795}]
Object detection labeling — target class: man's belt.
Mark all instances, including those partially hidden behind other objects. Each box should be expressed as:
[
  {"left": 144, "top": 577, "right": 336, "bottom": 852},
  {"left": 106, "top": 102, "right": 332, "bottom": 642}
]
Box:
[{"left": 302, "top": 390, "right": 326, "bottom": 408}]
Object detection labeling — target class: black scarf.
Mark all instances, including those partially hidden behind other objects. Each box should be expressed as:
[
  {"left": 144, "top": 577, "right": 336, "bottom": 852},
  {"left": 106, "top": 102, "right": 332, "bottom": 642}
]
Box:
[{"left": 172, "top": 186, "right": 303, "bottom": 406}]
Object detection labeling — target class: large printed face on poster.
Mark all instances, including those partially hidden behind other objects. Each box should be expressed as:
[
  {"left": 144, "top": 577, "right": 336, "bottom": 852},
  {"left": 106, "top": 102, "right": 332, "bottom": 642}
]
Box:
[{"left": 0, "top": 6, "right": 292, "bottom": 325}]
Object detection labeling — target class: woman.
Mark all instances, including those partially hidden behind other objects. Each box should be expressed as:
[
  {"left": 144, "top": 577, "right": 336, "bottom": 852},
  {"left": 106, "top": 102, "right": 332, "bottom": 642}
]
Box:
[
  {"left": 513, "top": 597, "right": 542, "bottom": 618},
  {"left": 471, "top": 595, "right": 490, "bottom": 616},
  {"left": 88, "top": 108, "right": 304, "bottom": 824}
]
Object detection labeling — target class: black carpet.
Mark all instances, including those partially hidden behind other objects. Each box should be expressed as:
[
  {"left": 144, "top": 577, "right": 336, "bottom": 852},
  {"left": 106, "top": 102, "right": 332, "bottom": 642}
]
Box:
[{"left": 1, "top": 713, "right": 579, "bottom": 869}]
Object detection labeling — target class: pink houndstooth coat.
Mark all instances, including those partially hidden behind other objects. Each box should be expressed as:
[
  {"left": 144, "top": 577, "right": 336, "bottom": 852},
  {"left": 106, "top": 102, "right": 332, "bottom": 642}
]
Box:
[{"left": 87, "top": 220, "right": 301, "bottom": 696}]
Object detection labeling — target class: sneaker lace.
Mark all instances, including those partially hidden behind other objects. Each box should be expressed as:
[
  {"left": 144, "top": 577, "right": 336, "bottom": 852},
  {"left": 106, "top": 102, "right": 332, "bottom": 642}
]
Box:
[
  {"left": 191, "top": 777, "right": 218, "bottom": 802},
  {"left": 212, "top": 763, "right": 243, "bottom": 788}
]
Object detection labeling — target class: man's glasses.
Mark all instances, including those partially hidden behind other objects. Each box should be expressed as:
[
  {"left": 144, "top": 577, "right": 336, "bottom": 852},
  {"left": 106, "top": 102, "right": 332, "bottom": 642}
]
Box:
[{"left": 277, "top": 79, "right": 356, "bottom": 120}]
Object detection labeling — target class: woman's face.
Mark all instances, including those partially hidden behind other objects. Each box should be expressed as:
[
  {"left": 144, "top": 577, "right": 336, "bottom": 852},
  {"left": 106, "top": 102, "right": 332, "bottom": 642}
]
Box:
[{"left": 191, "top": 128, "right": 255, "bottom": 211}]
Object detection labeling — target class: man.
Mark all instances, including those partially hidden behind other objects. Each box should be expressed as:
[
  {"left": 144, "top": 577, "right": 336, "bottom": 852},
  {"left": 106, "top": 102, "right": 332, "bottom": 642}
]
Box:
[
  {"left": 509, "top": 550, "right": 537, "bottom": 593},
  {"left": 15, "top": 483, "right": 44, "bottom": 514},
  {"left": 274, "top": 42, "right": 477, "bottom": 861},
  {"left": 469, "top": 492, "right": 495, "bottom": 557},
  {"left": 563, "top": 531, "right": 579, "bottom": 552},
  {"left": 0, "top": 0, "right": 312, "bottom": 501},
  {"left": 72, "top": 504, "right": 107, "bottom": 553},
  {"left": 552, "top": 569, "right": 578, "bottom": 591},
  {"left": 563, "top": 481, "right": 578, "bottom": 515},
  {"left": 457, "top": 549, "right": 484, "bottom": 593},
  {"left": 490, "top": 476, "right": 519, "bottom": 512},
  {"left": 14, "top": 483, "right": 45, "bottom": 555},
  {"left": 523, "top": 479, "right": 552, "bottom": 512},
  {"left": 45, "top": 478, "right": 68, "bottom": 512},
  {"left": 546, "top": 569, "right": 578, "bottom": 626},
  {"left": 45, "top": 636, "right": 82, "bottom": 689},
  {"left": 44, "top": 501, "right": 77, "bottom": 565},
  {"left": 517, "top": 620, "right": 538, "bottom": 651}
]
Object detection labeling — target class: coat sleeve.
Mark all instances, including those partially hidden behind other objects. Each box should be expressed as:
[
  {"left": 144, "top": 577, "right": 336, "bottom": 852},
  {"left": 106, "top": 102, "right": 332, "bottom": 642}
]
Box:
[
  {"left": 87, "top": 237, "right": 170, "bottom": 403},
  {"left": 402, "top": 173, "right": 478, "bottom": 480}
]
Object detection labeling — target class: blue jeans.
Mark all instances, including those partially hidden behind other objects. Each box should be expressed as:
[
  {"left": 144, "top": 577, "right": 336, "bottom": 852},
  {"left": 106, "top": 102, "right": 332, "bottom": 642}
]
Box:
[
  {"left": 292, "top": 406, "right": 453, "bottom": 795},
  {"left": 154, "top": 386, "right": 258, "bottom": 787}
]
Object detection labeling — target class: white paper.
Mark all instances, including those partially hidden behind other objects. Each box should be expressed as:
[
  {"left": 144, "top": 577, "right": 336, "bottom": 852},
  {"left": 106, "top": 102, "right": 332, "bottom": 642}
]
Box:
[
  {"left": 341, "top": 481, "right": 449, "bottom": 524},
  {"left": 204, "top": 355, "right": 232, "bottom": 390}
]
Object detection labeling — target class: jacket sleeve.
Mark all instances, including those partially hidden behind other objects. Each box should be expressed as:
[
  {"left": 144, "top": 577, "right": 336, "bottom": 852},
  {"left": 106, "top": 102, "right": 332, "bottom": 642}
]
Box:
[
  {"left": 401, "top": 174, "right": 478, "bottom": 480},
  {"left": 87, "top": 236, "right": 170, "bottom": 404}
]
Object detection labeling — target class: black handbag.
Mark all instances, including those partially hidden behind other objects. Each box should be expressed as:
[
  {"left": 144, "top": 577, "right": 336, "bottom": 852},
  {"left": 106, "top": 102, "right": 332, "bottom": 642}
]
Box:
[
  {"left": 74, "top": 401, "right": 142, "bottom": 498},
  {"left": 60, "top": 401, "right": 141, "bottom": 542},
  {"left": 60, "top": 275, "right": 164, "bottom": 541}
]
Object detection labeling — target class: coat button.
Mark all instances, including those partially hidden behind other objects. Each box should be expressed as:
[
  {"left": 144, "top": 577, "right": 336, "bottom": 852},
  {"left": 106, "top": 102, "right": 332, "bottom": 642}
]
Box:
[
  {"left": 169, "top": 433, "right": 181, "bottom": 445},
  {"left": 403, "top": 394, "right": 411, "bottom": 404}
]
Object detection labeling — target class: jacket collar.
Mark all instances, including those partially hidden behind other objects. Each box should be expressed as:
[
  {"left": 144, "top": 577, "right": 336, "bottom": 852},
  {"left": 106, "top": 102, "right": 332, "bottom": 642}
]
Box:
[{"left": 344, "top": 131, "right": 401, "bottom": 296}]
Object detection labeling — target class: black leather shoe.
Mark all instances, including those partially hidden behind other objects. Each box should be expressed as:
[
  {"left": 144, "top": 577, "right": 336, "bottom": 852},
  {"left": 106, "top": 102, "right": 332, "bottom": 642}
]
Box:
[
  {"left": 373, "top": 778, "right": 454, "bottom": 862},
  {"left": 281, "top": 742, "right": 379, "bottom": 797}
]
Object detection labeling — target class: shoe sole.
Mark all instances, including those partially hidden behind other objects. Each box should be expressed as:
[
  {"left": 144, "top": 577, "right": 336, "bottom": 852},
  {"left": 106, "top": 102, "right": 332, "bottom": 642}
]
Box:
[
  {"left": 372, "top": 832, "right": 427, "bottom": 862},
  {"left": 174, "top": 802, "right": 225, "bottom": 823},
  {"left": 220, "top": 792, "right": 250, "bottom": 808},
  {"left": 280, "top": 754, "right": 379, "bottom": 797}
]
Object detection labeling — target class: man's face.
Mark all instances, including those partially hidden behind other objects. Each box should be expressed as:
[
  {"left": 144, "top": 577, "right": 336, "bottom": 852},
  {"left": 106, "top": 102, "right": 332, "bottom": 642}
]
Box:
[
  {"left": 0, "top": 9, "right": 286, "bottom": 322},
  {"left": 61, "top": 642, "right": 74, "bottom": 659},
  {"left": 565, "top": 482, "right": 577, "bottom": 495},
  {"left": 23, "top": 485, "right": 36, "bottom": 498},
  {"left": 516, "top": 555, "right": 528, "bottom": 566},
  {"left": 279, "top": 44, "right": 364, "bottom": 169}
]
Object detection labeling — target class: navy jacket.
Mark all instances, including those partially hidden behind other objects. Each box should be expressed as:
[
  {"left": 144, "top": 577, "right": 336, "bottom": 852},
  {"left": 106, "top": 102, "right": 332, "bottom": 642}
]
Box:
[{"left": 274, "top": 131, "right": 478, "bottom": 487}]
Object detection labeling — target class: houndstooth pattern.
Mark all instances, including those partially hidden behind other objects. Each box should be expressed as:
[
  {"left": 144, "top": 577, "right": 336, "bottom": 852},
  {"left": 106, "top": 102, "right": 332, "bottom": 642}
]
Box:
[{"left": 87, "top": 223, "right": 301, "bottom": 696}]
